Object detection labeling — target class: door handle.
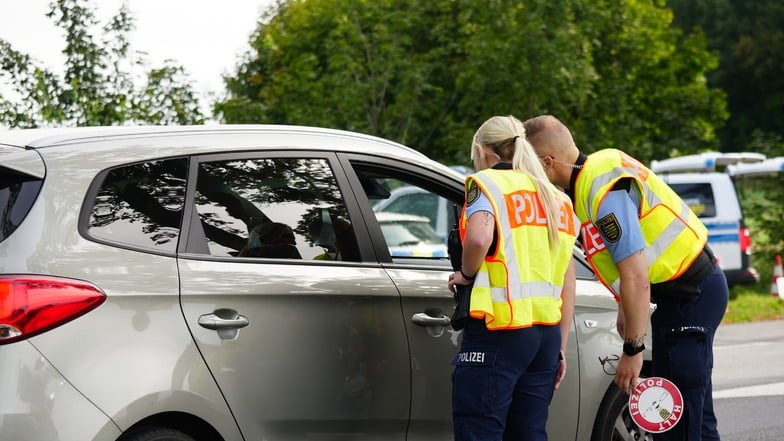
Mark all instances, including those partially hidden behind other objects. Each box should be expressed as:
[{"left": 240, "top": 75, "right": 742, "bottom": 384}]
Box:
[
  {"left": 198, "top": 308, "right": 249, "bottom": 340},
  {"left": 411, "top": 312, "right": 451, "bottom": 327}
]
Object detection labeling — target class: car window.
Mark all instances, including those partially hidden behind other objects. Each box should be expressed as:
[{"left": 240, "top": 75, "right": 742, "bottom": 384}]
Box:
[
  {"left": 375, "top": 212, "right": 448, "bottom": 258},
  {"left": 86, "top": 158, "right": 187, "bottom": 253},
  {"left": 0, "top": 168, "right": 43, "bottom": 243},
  {"left": 193, "top": 157, "right": 360, "bottom": 261},
  {"left": 669, "top": 183, "right": 716, "bottom": 218},
  {"left": 355, "top": 166, "right": 459, "bottom": 260},
  {"left": 378, "top": 192, "right": 440, "bottom": 231},
  {"left": 573, "top": 251, "right": 597, "bottom": 280}
]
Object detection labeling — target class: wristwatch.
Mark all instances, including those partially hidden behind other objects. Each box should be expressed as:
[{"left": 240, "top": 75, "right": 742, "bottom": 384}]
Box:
[{"left": 623, "top": 342, "right": 645, "bottom": 356}]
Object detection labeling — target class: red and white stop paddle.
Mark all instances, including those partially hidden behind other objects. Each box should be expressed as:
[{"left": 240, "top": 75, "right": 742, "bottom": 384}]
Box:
[{"left": 628, "top": 377, "right": 684, "bottom": 433}]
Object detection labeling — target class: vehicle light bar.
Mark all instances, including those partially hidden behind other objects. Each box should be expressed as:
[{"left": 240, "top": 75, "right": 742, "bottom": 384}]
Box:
[
  {"left": 651, "top": 152, "right": 766, "bottom": 173},
  {"left": 728, "top": 157, "right": 784, "bottom": 178}
]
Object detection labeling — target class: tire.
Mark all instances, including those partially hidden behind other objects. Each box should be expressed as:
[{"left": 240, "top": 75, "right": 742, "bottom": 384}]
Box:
[
  {"left": 119, "top": 427, "right": 196, "bottom": 441},
  {"left": 590, "top": 383, "right": 653, "bottom": 441}
]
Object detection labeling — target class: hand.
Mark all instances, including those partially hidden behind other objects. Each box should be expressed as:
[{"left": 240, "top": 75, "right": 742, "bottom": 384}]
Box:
[
  {"left": 554, "top": 350, "right": 567, "bottom": 391},
  {"left": 447, "top": 271, "right": 472, "bottom": 292},
  {"left": 613, "top": 352, "right": 643, "bottom": 394}
]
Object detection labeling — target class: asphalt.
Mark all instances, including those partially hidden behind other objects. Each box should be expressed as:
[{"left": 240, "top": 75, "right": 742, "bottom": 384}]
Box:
[
  {"left": 714, "top": 318, "right": 784, "bottom": 346},
  {"left": 712, "top": 317, "right": 784, "bottom": 398}
]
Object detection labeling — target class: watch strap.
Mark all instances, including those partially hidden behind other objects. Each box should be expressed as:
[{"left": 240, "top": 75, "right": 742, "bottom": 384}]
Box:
[{"left": 623, "top": 342, "right": 645, "bottom": 356}]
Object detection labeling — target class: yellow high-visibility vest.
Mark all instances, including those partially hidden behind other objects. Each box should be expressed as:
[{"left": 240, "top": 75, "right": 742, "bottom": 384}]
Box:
[
  {"left": 573, "top": 149, "right": 708, "bottom": 297},
  {"left": 461, "top": 168, "right": 577, "bottom": 330}
]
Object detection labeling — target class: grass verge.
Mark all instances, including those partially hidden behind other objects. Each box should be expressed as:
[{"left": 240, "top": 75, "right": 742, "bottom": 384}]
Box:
[{"left": 723, "top": 284, "right": 784, "bottom": 324}]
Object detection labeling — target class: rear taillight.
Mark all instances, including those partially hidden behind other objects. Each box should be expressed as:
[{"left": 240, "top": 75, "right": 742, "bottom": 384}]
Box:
[
  {"left": 739, "top": 226, "right": 752, "bottom": 255},
  {"left": 0, "top": 276, "right": 106, "bottom": 345}
]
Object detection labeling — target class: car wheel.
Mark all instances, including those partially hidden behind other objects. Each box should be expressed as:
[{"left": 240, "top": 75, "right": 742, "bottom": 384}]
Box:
[
  {"left": 119, "top": 427, "right": 196, "bottom": 441},
  {"left": 590, "top": 383, "right": 653, "bottom": 441}
]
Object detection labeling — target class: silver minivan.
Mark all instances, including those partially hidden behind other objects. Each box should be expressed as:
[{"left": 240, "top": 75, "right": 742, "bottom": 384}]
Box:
[{"left": 1, "top": 125, "right": 650, "bottom": 441}]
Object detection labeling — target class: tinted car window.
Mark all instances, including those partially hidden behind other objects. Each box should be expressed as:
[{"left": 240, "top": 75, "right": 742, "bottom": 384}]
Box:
[
  {"left": 0, "top": 169, "right": 43, "bottom": 243},
  {"left": 669, "top": 183, "right": 716, "bottom": 218},
  {"left": 87, "top": 159, "right": 187, "bottom": 253},
  {"left": 194, "top": 157, "right": 360, "bottom": 261}
]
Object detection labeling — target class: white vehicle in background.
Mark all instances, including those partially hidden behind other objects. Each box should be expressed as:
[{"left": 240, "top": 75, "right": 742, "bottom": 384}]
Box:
[
  {"left": 651, "top": 152, "right": 783, "bottom": 286},
  {"left": 373, "top": 165, "right": 472, "bottom": 243},
  {"left": 373, "top": 185, "right": 454, "bottom": 243},
  {"left": 375, "top": 212, "right": 448, "bottom": 258}
]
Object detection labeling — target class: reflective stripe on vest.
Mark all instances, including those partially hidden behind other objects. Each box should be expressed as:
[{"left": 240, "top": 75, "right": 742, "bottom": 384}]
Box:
[
  {"left": 574, "top": 150, "right": 707, "bottom": 297},
  {"left": 462, "top": 169, "right": 576, "bottom": 329}
]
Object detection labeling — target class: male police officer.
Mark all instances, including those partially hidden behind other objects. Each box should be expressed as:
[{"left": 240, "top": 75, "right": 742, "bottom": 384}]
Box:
[{"left": 523, "top": 114, "right": 727, "bottom": 441}]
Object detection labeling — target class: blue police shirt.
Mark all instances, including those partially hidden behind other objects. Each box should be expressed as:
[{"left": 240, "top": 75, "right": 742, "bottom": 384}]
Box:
[
  {"left": 465, "top": 186, "right": 493, "bottom": 219},
  {"left": 595, "top": 187, "right": 646, "bottom": 264}
]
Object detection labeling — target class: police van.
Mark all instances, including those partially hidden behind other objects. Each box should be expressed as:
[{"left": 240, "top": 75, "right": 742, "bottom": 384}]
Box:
[{"left": 650, "top": 152, "right": 783, "bottom": 286}]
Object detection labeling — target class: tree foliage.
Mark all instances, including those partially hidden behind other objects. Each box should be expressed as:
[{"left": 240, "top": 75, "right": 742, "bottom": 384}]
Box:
[
  {"left": 667, "top": 0, "right": 784, "bottom": 281},
  {"left": 733, "top": 133, "right": 784, "bottom": 284},
  {"left": 667, "top": 0, "right": 784, "bottom": 151},
  {"left": 218, "top": 0, "right": 726, "bottom": 164},
  {"left": 0, "top": 0, "right": 203, "bottom": 128}
]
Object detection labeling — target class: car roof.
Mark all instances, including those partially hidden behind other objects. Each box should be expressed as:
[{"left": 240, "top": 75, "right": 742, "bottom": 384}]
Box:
[
  {"left": 650, "top": 151, "right": 765, "bottom": 173},
  {"left": 657, "top": 171, "right": 732, "bottom": 184},
  {"left": 0, "top": 124, "right": 418, "bottom": 154},
  {"left": 1, "top": 124, "right": 470, "bottom": 181}
]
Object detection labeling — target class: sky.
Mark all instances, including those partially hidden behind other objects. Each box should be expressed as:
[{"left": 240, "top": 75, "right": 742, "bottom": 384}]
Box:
[{"left": 0, "top": 0, "right": 274, "bottom": 118}]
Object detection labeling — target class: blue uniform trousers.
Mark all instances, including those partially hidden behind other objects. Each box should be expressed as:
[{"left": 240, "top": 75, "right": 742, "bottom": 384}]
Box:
[
  {"left": 651, "top": 264, "right": 728, "bottom": 440},
  {"left": 452, "top": 318, "right": 561, "bottom": 441}
]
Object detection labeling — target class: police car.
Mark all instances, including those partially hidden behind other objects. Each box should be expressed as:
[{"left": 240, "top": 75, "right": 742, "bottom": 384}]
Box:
[{"left": 650, "top": 152, "right": 783, "bottom": 286}]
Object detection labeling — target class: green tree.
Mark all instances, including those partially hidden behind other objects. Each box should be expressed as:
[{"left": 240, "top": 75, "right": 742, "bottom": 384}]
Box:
[
  {"left": 574, "top": 0, "right": 727, "bottom": 161},
  {"left": 219, "top": 0, "right": 471, "bottom": 161},
  {"left": 218, "top": 0, "right": 726, "bottom": 164},
  {"left": 734, "top": 134, "right": 784, "bottom": 287},
  {"left": 0, "top": 0, "right": 203, "bottom": 128},
  {"left": 665, "top": 0, "right": 784, "bottom": 294},
  {"left": 667, "top": 0, "right": 784, "bottom": 151}
]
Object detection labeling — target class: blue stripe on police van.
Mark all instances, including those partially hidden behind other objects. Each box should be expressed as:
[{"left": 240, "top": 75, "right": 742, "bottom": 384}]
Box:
[
  {"left": 703, "top": 221, "right": 741, "bottom": 243},
  {"left": 708, "top": 233, "right": 740, "bottom": 243},
  {"left": 704, "top": 222, "right": 740, "bottom": 230}
]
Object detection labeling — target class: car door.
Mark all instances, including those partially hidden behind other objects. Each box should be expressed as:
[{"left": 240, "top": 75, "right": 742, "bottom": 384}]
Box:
[
  {"left": 177, "top": 151, "right": 411, "bottom": 440},
  {"left": 339, "top": 156, "right": 464, "bottom": 440},
  {"left": 341, "top": 155, "right": 580, "bottom": 440}
]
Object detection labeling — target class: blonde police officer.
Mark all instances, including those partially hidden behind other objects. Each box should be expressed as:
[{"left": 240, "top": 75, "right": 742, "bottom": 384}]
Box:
[{"left": 447, "top": 115, "right": 577, "bottom": 441}]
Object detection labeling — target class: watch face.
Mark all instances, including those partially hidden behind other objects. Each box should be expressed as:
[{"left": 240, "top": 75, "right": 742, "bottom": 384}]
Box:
[{"left": 628, "top": 377, "right": 684, "bottom": 433}]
